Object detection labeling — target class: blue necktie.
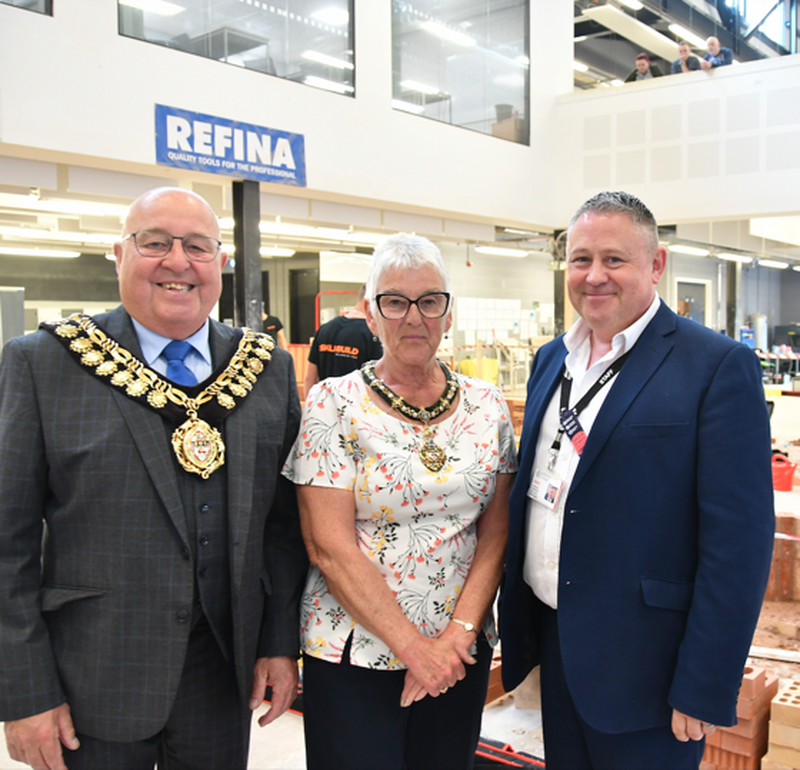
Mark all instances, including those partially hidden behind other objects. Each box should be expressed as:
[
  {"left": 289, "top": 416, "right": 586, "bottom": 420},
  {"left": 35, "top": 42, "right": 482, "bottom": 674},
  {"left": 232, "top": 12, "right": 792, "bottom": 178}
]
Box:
[{"left": 162, "top": 340, "right": 198, "bottom": 387}]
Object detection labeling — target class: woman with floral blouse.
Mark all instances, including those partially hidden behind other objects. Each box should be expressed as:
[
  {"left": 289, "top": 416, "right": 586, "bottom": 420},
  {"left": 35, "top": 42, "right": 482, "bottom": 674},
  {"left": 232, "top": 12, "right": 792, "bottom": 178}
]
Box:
[{"left": 283, "top": 233, "right": 517, "bottom": 770}]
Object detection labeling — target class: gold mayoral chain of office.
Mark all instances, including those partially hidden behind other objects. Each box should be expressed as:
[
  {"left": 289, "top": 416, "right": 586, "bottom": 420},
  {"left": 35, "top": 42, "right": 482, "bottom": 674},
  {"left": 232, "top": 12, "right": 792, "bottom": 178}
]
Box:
[
  {"left": 41, "top": 313, "right": 274, "bottom": 479},
  {"left": 361, "top": 360, "right": 459, "bottom": 473}
]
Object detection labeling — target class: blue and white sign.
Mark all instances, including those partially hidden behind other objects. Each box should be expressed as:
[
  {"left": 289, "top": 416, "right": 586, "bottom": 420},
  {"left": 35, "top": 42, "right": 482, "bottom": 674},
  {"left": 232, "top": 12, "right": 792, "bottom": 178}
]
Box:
[{"left": 155, "top": 104, "right": 306, "bottom": 187}]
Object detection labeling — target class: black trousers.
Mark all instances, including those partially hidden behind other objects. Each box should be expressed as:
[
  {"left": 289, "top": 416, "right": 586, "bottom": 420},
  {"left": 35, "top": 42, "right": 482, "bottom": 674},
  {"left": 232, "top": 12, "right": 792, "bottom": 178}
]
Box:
[
  {"left": 65, "top": 617, "right": 250, "bottom": 770},
  {"left": 538, "top": 605, "right": 705, "bottom": 770},
  {"left": 302, "top": 633, "right": 492, "bottom": 770}
]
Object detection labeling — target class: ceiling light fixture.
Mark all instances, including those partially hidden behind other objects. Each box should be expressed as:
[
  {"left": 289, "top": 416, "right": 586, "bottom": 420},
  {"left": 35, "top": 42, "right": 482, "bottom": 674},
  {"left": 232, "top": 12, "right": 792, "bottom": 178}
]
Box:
[
  {"left": 400, "top": 79, "right": 440, "bottom": 95},
  {"left": 420, "top": 20, "right": 476, "bottom": 47},
  {"left": 302, "top": 50, "right": 354, "bottom": 70},
  {"left": 0, "top": 193, "right": 129, "bottom": 219},
  {"left": 668, "top": 244, "right": 710, "bottom": 257},
  {"left": 0, "top": 246, "right": 81, "bottom": 258},
  {"left": 260, "top": 246, "right": 296, "bottom": 258},
  {"left": 311, "top": 7, "right": 350, "bottom": 26},
  {"left": 619, "top": 0, "right": 644, "bottom": 10},
  {"left": 474, "top": 246, "right": 529, "bottom": 258},
  {"left": 716, "top": 252, "right": 754, "bottom": 264},
  {"left": 759, "top": 259, "right": 789, "bottom": 269},
  {"left": 667, "top": 23, "right": 707, "bottom": 49},
  {"left": 573, "top": 60, "right": 589, "bottom": 73}
]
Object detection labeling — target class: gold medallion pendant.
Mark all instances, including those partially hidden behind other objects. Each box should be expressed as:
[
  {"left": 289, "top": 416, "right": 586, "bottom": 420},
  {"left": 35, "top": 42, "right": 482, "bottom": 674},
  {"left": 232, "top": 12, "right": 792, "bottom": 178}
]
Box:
[
  {"left": 172, "top": 416, "right": 225, "bottom": 479},
  {"left": 419, "top": 426, "right": 447, "bottom": 472},
  {"left": 361, "top": 362, "right": 458, "bottom": 474},
  {"left": 42, "top": 314, "right": 275, "bottom": 478}
]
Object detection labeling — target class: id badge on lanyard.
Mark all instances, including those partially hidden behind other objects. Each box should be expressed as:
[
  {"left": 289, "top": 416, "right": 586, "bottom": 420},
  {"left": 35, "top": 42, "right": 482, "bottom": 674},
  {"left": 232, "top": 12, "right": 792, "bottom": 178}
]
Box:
[{"left": 528, "top": 466, "right": 564, "bottom": 512}]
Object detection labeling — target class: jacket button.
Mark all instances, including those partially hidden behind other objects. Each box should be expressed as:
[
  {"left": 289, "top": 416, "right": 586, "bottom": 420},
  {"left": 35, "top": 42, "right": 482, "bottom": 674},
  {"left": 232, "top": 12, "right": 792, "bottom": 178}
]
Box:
[
  {"left": 199, "top": 567, "right": 208, "bottom": 578},
  {"left": 176, "top": 609, "right": 190, "bottom": 623},
  {"left": 569, "top": 509, "right": 579, "bottom": 515},
  {"left": 199, "top": 503, "right": 210, "bottom": 514},
  {"left": 199, "top": 536, "right": 209, "bottom": 547},
  {"left": 181, "top": 547, "right": 190, "bottom": 560}
]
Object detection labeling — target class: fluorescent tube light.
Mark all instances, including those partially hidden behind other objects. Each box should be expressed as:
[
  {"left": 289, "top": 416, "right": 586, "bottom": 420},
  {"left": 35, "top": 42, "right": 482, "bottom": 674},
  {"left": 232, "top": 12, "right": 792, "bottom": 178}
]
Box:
[
  {"left": 573, "top": 60, "right": 589, "bottom": 73},
  {"left": 668, "top": 244, "right": 710, "bottom": 257},
  {"left": 0, "top": 246, "right": 80, "bottom": 258},
  {"left": 311, "top": 8, "right": 349, "bottom": 26},
  {"left": 420, "top": 21, "right": 476, "bottom": 47},
  {"left": 302, "top": 50, "right": 354, "bottom": 70},
  {"left": 474, "top": 246, "right": 529, "bottom": 258},
  {"left": 260, "top": 246, "right": 295, "bottom": 257},
  {"left": 759, "top": 259, "right": 789, "bottom": 269},
  {"left": 716, "top": 253, "right": 754, "bottom": 264},
  {"left": 619, "top": 0, "right": 644, "bottom": 10},
  {"left": 667, "top": 24, "right": 706, "bottom": 49},
  {"left": 400, "top": 80, "right": 440, "bottom": 95}
]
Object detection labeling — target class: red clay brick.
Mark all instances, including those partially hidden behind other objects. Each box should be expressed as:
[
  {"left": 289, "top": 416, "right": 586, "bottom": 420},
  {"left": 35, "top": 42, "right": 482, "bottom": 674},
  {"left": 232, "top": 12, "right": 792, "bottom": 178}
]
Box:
[
  {"left": 740, "top": 666, "right": 768, "bottom": 700},
  {"left": 703, "top": 743, "right": 762, "bottom": 770},
  {"left": 737, "top": 671, "right": 779, "bottom": 720},
  {"left": 720, "top": 726, "right": 768, "bottom": 757},
  {"left": 726, "top": 704, "right": 771, "bottom": 738}
]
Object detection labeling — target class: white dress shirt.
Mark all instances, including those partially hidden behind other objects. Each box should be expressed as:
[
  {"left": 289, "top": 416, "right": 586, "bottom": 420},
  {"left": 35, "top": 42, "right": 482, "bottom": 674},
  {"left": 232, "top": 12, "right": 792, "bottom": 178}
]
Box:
[
  {"left": 523, "top": 295, "right": 662, "bottom": 609},
  {"left": 130, "top": 317, "right": 213, "bottom": 383}
]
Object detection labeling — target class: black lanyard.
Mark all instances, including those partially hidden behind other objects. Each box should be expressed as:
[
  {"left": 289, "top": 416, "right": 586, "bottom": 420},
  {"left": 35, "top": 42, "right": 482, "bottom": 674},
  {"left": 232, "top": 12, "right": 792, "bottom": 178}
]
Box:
[{"left": 548, "top": 348, "right": 633, "bottom": 468}]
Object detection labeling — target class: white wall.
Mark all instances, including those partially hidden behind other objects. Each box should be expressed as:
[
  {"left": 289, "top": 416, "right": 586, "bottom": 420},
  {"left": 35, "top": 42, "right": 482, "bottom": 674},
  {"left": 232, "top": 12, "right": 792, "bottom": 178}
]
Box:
[
  {"left": 0, "top": 0, "right": 573, "bottom": 230},
  {"left": 555, "top": 55, "right": 800, "bottom": 229}
]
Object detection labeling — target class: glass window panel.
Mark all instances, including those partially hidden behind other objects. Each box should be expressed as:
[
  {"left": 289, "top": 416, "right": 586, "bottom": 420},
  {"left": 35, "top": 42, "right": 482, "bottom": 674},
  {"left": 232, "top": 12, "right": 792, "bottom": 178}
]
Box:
[
  {"left": 392, "top": 0, "right": 529, "bottom": 144},
  {"left": 0, "top": 0, "right": 51, "bottom": 13},
  {"left": 118, "top": 0, "right": 354, "bottom": 96},
  {"left": 740, "top": 0, "right": 786, "bottom": 46}
]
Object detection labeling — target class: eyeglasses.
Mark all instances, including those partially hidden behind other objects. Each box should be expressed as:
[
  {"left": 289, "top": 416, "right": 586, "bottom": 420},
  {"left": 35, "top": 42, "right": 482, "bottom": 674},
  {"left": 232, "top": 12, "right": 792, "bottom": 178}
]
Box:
[
  {"left": 125, "top": 230, "right": 222, "bottom": 263},
  {"left": 375, "top": 292, "right": 451, "bottom": 320}
]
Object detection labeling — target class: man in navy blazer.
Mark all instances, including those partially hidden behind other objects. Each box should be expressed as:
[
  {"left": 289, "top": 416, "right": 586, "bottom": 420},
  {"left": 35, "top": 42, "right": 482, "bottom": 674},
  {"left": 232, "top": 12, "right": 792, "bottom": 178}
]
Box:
[
  {"left": 500, "top": 191, "right": 774, "bottom": 769},
  {"left": 0, "top": 188, "right": 307, "bottom": 769}
]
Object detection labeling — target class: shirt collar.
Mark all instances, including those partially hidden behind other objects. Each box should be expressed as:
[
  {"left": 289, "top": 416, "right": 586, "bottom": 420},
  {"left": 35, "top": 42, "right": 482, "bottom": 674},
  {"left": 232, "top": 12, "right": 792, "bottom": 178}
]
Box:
[
  {"left": 564, "top": 293, "right": 662, "bottom": 359},
  {"left": 130, "top": 317, "right": 212, "bottom": 369}
]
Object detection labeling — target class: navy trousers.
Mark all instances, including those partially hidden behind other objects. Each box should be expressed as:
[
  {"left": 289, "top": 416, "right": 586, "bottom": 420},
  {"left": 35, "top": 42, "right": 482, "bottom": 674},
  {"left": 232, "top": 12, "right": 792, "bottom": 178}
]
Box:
[
  {"left": 538, "top": 605, "right": 705, "bottom": 770},
  {"left": 302, "top": 632, "right": 492, "bottom": 770}
]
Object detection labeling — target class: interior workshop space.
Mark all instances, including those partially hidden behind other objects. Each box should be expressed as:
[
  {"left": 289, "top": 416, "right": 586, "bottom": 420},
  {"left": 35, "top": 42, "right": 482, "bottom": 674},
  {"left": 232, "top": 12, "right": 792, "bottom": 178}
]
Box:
[{"left": 3, "top": 0, "right": 800, "bottom": 767}]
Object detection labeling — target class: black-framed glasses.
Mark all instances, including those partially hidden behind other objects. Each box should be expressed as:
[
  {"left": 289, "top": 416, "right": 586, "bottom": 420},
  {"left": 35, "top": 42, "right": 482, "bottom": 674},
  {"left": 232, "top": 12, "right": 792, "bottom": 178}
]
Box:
[
  {"left": 375, "top": 292, "right": 451, "bottom": 320},
  {"left": 125, "top": 230, "right": 222, "bottom": 263}
]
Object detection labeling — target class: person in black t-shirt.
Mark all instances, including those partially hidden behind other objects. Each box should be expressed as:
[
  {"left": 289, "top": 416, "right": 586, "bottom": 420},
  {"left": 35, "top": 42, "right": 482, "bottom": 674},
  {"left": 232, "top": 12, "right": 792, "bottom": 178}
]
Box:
[{"left": 303, "top": 285, "right": 382, "bottom": 395}]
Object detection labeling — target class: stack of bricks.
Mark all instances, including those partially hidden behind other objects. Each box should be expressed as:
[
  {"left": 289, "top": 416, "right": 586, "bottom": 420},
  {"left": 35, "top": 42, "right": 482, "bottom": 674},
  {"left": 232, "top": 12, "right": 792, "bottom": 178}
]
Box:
[
  {"left": 765, "top": 515, "right": 797, "bottom": 602},
  {"left": 763, "top": 680, "right": 800, "bottom": 769},
  {"left": 701, "top": 665, "right": 779, "bottom": 770}
]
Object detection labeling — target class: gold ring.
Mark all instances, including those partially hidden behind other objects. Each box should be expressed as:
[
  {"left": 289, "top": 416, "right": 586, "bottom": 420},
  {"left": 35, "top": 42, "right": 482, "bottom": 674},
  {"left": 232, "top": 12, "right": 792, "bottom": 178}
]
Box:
[{"left": 439, "top": 687, "right": 449, "bottom": 694}]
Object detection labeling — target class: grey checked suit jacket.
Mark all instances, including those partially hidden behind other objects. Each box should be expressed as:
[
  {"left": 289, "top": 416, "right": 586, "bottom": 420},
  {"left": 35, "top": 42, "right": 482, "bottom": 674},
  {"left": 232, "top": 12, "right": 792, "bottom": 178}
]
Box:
[{"left": 0, "top": 307, "right": 307, "bottom": 741}]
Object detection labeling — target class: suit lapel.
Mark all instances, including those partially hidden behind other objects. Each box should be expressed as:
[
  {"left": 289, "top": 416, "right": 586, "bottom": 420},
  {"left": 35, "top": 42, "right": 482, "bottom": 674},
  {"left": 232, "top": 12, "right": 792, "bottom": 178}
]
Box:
[
  {"left": 569, "top": 304, "right": 676, "bottom": 493},
  {"left": 102, "top": 308, "right": 190, "bottom": 547},
  {"left": 209, "top": 321, "right": 257, "bottom": 587}
]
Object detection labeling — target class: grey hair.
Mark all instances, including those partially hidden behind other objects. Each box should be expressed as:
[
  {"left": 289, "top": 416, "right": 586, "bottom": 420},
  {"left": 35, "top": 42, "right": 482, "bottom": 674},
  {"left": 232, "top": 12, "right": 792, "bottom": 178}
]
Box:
[
  {"left": 567, "top": 191, "right": 659, "bottom": 252},
  {"left": 365, "top": 233, "right": 451, "bottom": 304}
]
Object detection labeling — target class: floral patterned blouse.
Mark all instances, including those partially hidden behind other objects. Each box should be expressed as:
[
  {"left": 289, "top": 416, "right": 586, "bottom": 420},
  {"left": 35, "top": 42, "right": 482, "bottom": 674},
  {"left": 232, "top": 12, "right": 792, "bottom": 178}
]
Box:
[{"left": 282, "top": 368, "right": 518, "bottom": 669}]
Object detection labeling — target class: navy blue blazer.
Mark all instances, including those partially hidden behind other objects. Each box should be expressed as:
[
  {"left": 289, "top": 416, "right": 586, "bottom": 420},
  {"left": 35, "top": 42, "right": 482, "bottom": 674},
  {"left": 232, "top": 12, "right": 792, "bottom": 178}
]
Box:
[{"left": 500, "top": 302, "right": 774, "bottom": 733}]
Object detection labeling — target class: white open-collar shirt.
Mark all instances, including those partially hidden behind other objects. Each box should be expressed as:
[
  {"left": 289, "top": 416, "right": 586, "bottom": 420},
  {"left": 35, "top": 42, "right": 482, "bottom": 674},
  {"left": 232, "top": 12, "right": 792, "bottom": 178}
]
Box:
[{"left": 523, "top": 294, "right": 661, "bottom": 609}]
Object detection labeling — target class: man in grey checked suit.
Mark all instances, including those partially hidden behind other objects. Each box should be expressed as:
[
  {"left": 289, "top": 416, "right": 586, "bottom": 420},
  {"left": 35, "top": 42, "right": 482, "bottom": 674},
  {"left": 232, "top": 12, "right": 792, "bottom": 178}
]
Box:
[{"left": 0, "top": 187, "right": 307, "bottom": 769}]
